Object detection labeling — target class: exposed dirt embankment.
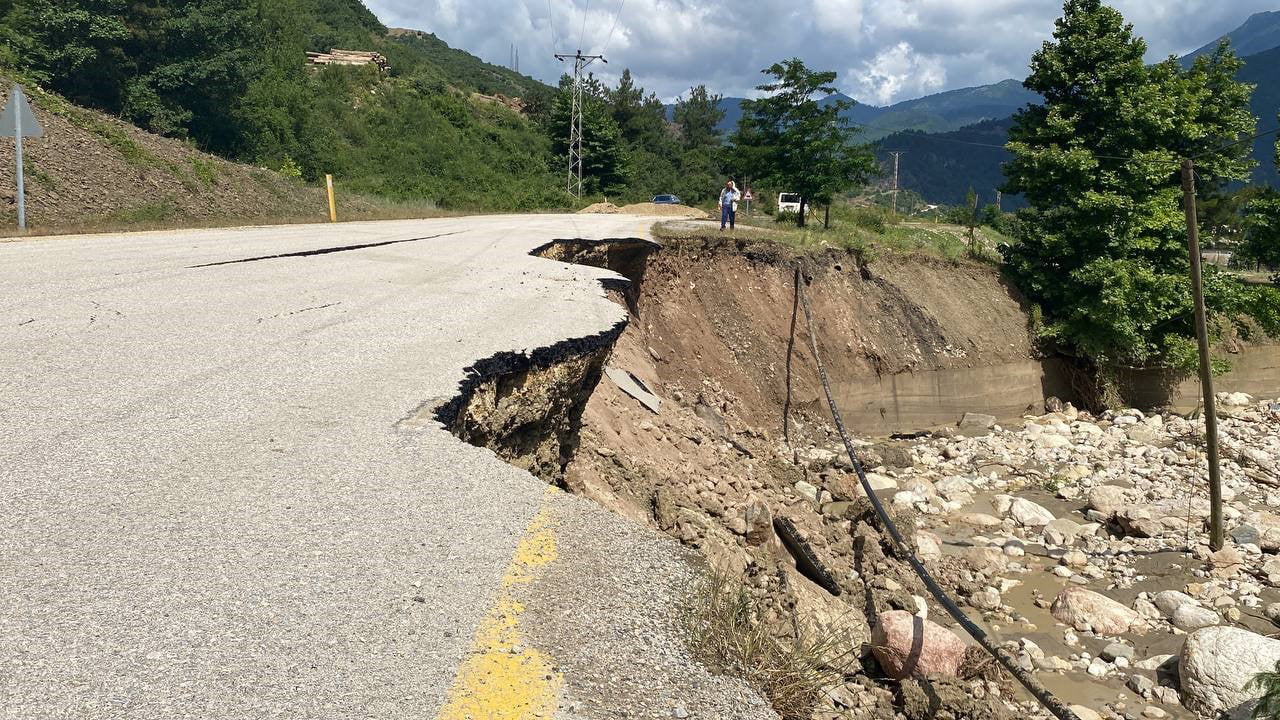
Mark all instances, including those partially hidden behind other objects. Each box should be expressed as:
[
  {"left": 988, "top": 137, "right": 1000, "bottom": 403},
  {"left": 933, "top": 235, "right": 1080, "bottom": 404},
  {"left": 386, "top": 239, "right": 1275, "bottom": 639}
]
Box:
[{"left": 596, "top": 243, "right": 1039, "bottom": 441}]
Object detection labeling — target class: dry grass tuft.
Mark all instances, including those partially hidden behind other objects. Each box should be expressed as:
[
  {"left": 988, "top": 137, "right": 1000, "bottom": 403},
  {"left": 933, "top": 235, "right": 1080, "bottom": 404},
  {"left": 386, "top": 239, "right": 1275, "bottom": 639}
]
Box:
[{"left": 684, "top": 569, "right": 861, "bottom": 720}]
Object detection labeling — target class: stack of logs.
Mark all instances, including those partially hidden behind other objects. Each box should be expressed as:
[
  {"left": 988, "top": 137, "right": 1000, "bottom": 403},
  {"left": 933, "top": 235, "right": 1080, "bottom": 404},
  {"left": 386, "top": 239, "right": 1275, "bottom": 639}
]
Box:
[{"left": 305, "top": 49, "right": 391, "bottom": 72}]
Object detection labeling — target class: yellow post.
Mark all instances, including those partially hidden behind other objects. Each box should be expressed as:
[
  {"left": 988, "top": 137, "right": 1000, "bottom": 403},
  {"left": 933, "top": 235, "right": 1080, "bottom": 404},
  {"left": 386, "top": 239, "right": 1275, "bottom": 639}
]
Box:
[{"left": 325, "top": 174, "right": 337, "bottom": 222}]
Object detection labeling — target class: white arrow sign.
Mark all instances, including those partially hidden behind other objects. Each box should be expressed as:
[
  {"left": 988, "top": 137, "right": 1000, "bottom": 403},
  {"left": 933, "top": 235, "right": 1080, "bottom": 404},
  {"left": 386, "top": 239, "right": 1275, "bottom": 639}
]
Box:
[{"left": 2, "top": 84, "right": 41, "bottom": 230}]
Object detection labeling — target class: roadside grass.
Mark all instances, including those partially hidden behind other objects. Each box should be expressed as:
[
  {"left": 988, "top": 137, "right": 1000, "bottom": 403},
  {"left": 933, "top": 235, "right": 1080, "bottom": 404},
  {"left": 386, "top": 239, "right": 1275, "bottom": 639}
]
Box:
[
  {"left": 684, "top": 569, "right": 860, "bottom": 720},
  {"left": 654, "top": 204, "right": 1008, "bottom": 265}
]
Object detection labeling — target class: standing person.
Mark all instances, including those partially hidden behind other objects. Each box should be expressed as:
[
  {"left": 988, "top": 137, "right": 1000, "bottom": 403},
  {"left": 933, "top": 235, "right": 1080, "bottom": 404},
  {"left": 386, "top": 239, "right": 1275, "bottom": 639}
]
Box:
[{"left": 719, "top": 180, "right": 741, "bottom": 231}]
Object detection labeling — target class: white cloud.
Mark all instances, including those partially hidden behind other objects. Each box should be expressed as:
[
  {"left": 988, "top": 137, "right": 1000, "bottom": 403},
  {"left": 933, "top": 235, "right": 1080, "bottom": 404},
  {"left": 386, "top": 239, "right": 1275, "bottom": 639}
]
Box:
[
  {"left": 363, "top": 0, "right": 1279, "bottom": 105},
  {"left": 856, "top": 42, "right": 946, "bottom": 106}
]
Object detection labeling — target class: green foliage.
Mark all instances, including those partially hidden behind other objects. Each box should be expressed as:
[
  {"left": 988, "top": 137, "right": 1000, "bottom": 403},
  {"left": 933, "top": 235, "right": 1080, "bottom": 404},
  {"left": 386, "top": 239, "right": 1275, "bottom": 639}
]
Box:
[
  {"left": 1248, "top": 660, "right": 1280, "bottom": 720},
  {"left": 0, "top": 0, "right": 578, "bottom": 211},
  {"left": 543, "top": 77, "right": 629, "bottom": 197},
  {"left": 729, "top": 59, "right": 875, "bottom": 226},
  {"left": 1240, "top": 188, "right": 1280, "bottom": 270},
  {"left": 674, "top": 85, "right": 726, "bottom": 152},
  {"left": 1002, "top": 0, "right": 1274, "bottom": 369}
]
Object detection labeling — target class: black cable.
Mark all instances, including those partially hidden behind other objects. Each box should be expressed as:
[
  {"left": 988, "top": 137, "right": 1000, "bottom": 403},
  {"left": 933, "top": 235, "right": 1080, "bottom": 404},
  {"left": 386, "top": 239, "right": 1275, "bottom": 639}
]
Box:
[
  {"left": 794, "top": 268, "right": 1082, "bottom": 720},
  {"left": 1191, "top": 126, "right": 1280, "bottom": 161},
  {"left": 600, "top": 0, "right": 626, "bottom": 55}
]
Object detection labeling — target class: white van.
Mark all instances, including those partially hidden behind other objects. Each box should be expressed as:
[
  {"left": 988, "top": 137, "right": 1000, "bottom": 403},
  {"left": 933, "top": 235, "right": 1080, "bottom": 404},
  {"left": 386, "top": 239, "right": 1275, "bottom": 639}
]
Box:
[{"left": 778, "top": 193, "right": 804, "bottom": 214}]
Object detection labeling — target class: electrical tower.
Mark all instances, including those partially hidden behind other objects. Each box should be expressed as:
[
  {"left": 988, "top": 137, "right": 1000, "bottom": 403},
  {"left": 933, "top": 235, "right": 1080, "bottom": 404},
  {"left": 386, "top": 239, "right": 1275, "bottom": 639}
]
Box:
[
  {"left": 555, "top": 51, "right": 605, "bottom": 197},
  {"left": 888, "top": 152, "right": 905, "bottom": 215}
]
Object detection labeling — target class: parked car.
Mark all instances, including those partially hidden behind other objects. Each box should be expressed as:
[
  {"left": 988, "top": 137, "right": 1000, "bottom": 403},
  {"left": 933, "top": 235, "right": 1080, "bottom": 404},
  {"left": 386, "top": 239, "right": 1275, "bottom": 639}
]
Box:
[
  {"left": 777, "top": 192, "right": 803, "bottom": 214},
  {"left": 651, "top": 194, "right": 682, "bottom": 205}
]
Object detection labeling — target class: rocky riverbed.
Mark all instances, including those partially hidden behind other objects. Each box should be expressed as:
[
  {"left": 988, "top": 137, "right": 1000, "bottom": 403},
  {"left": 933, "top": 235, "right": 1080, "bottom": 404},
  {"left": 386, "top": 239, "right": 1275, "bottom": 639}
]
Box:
[
  {"left": 571, "top": 376, "right": 1280, "bottom": 719},
  {"left": 828, "top": 393, "right": 1280, "bottom": 720}
]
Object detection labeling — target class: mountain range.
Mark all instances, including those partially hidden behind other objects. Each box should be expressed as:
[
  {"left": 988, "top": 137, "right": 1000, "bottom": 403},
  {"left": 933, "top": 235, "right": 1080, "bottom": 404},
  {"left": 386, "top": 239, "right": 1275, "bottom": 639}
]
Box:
[
  {"left": 873, "top": 10, "right": 1280, "bottom": 206},
  {"left": 669, "top": 79, "right": 1038, "bottom": 144}
]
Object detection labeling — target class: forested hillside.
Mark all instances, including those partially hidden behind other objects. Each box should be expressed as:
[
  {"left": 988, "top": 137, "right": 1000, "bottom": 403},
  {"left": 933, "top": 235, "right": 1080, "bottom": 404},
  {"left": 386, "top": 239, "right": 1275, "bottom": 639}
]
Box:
[
  {"left": 878, "top": 40, "right": 1280, "bottom": 207},
  {"left": 0, "top": 0, "right": 567, "bottom": 210}
]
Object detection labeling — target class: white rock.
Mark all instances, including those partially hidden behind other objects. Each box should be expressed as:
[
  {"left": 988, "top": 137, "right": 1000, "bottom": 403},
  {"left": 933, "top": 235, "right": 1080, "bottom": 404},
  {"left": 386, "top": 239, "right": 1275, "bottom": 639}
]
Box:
[
  {"left": 1181, "top": 626, "right": 1280, "bottom": 717},
  {"left": 1173, "top": 604, "right": 1221, "bottom": 632},
  {"left": 1011, "top": 497, "right": 1056, "bottom": 527},
  {"left": 1052, "top": 586, "right": 1145, "bottom": 635},
  {"left": 1155, "top": 590, "right": 1199, "bottom": 618},
  {"left": 794, "top": 480, "right": 820, "bottom": 504},
  {"left": 1088, "top": 485, "right": 1132, "bottom": 516},
  {"left": 915, "top": 531, "right": 944, "bottom": 562}
]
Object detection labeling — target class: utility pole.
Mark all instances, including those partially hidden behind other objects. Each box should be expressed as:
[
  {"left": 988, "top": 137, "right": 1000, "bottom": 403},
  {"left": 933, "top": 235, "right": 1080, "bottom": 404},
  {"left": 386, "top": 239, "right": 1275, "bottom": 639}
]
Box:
[
  {"left": 1181, "top": 158, "right": 1224, "bottom": 551},
  {"left": 554, "top": 50, "right": 606, "bottom": 197},
  {"left": 889, "top": 151, "right": 904, "bottom": 215}
]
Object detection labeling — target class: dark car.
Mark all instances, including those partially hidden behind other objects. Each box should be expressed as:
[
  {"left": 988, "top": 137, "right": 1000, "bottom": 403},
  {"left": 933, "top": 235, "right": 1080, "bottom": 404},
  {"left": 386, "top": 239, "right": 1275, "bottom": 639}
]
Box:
[{"left": 651, "top": 194, "right": 681, "bottom": 205}]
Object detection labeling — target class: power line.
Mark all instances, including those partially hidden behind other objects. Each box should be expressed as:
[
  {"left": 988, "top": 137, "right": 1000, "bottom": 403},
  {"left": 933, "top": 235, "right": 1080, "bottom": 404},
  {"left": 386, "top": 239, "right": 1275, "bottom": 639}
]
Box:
[
  {"left": 1191, "top": 125, "right": 1280, "bottom": 161},
  {"left": 600, "top": 0, "right": 626, "bottom": 55},
  {"left": 546, "top": 0, "right": 559, "bottom": 49},
  {"left": 578, "top": 0, "right": 591, "bottom": 51},
  {"left": 794, "top": 272, "right": 1082, "bottom": 720}
]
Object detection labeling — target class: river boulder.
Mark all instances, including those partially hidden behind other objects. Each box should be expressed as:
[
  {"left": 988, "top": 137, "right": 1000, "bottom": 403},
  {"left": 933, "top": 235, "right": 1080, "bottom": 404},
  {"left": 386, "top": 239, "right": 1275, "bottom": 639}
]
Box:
[
  {"left": 1051, "top": 586, "right": 1145, "bottom": 635},
  {"left": 1180, "top": 626, "right": 1280, "bottom": 718},
  {"left": 871, "top": 610, "right": 968, "bottom": 679}
]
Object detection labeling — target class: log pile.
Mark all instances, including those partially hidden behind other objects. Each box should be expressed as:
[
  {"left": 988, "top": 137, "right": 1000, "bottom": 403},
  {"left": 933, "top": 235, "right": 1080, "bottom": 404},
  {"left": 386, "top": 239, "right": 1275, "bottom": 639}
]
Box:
[{"left": 305, "top": 49, "right": 390, "bottom": 72}]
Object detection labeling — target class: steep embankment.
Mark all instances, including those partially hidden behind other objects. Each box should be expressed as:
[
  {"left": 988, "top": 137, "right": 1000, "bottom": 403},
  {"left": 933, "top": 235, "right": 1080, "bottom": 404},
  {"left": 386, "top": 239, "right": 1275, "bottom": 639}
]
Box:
[
  {"left": 540, "top": 237, "right": 1279, "bottom": 720},
  {"left": 0, "top": 83, "right": 357, "bottom": 233}
]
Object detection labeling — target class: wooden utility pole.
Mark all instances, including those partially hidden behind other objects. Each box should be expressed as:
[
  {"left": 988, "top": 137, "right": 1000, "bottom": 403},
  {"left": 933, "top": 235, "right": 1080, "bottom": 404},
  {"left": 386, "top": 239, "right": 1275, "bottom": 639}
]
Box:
[{"left": 1181, "top": 158, "right": 1224, "bottom": 551}]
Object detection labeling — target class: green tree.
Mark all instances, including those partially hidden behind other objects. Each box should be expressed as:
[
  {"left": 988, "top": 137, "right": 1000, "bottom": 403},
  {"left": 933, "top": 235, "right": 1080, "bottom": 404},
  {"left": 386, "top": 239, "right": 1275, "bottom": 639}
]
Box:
[
  {"left": 4, "top": 0, "right": 129, "bottom": 109},
  {"left": 1241, "top": 189, "right": 1280, "bottom": 272},
  {"left": 729, "top": 59, "right": 873, "bottom": 227},
  {"left": 673, "top": 85, "right": 725, "bottom": 152},
  {"left": 546, "top": 76, "right": 629, "bottom": 196},
  {"left": 1002, "top": 0, "right": 1278, "bottom": 371}
]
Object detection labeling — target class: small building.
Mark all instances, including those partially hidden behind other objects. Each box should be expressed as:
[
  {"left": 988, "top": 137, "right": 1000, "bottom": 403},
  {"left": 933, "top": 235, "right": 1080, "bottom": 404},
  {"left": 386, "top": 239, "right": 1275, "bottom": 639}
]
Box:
[{"left": 305, "top": 49, "right": 391, "bottom": 72}]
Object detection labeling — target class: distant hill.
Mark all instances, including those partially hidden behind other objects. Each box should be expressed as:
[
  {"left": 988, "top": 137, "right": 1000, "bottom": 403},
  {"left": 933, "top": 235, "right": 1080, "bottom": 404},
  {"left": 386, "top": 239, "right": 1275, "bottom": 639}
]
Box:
[
  {"left": 1238, "top": 45, "right": 1280, "bottom": 188},
  {"left": 0, "top": 0, "right": 568, "bottom": 214},
  {"left": 671, "top": 79, "right": 1038, "bottom": 142},
  {"left": 1182, "top": 10, "right": 1280, "bottom": 66},
  {"left": 879, "top": 29, "right": 1280, "bottom": 206},
  {"left": 876, "top": 118, "right": 1020, "bottom": 209}
]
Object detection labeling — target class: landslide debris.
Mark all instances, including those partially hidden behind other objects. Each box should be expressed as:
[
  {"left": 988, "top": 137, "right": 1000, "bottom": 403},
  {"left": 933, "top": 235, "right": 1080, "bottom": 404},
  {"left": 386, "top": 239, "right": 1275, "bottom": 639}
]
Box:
[{"left": 554, "top": 240, "right": 1280, "bottom": 720}]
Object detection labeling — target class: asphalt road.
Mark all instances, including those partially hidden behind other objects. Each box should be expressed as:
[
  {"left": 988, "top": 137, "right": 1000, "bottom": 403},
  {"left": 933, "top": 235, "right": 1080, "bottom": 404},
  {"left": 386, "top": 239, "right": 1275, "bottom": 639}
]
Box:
[{"left": 0, "top": 215, "right": 771, "bottom": 719}]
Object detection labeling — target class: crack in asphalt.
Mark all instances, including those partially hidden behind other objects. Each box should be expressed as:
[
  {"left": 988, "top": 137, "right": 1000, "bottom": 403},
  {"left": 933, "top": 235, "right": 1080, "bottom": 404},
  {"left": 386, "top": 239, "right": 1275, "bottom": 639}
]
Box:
[{"left": 187, "top": 231, "right": 465, "bottom": 268}]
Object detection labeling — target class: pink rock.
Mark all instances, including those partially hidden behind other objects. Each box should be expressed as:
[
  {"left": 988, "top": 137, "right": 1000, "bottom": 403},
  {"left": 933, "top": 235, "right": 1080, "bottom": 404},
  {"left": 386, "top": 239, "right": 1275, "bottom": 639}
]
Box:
[{"left": 871, "top": 610, "right": 968, "bottom": 679}]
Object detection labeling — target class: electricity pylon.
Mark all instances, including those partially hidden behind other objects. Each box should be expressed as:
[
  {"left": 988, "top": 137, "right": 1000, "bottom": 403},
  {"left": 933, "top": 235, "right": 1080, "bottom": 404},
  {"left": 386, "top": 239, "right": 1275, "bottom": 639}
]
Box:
[{"left": 554, "top": 51, "right": 605, "bottom": 197}]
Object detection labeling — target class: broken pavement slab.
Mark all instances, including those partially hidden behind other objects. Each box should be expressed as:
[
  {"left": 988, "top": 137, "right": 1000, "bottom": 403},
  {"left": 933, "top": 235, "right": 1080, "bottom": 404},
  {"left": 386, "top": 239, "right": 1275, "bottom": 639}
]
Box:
[{"left": 605, "top": 365, "right": 662, "bottom": 413}]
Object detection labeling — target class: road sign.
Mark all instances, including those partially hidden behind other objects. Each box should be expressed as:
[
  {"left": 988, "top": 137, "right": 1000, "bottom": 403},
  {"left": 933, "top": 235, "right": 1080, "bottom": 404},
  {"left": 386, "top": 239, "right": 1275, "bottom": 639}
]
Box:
[
  {"left": 3, "top": 84, "right": 42, "bottom": 230},
  {"left": 1, "top": 84, "right": 43, "bottom": 138}
]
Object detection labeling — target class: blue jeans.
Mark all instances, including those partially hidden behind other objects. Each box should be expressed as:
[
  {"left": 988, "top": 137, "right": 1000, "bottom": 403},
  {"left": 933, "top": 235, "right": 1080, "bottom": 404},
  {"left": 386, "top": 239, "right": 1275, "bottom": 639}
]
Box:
[{"left": 721, "top": 204, "right": 736, "bottom": 229}]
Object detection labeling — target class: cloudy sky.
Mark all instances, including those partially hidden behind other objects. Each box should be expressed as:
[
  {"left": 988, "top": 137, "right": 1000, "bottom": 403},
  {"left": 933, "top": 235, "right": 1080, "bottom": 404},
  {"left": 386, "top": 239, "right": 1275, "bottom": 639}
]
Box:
[{"left": 364, "top": 1, "right": 1277, "bottom": 106}]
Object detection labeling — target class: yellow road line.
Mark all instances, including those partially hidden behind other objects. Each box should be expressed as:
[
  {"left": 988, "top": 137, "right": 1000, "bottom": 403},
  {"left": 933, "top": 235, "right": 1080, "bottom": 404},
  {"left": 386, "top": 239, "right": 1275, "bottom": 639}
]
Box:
[{"left": 436, "top": 489, "right": 563, "bottom": 720}]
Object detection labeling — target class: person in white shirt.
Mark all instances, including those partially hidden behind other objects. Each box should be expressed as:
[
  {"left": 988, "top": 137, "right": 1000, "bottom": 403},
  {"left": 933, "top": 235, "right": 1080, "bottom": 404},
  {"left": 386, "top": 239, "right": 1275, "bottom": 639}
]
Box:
[{"left": 719, "top": 180, "right": 741, "bottom": 230}]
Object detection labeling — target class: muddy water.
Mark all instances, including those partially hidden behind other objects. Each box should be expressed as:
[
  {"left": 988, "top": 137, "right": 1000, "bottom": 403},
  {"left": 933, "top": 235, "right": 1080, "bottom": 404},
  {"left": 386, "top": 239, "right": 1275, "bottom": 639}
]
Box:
[
  {"left": 929, "top": 485, "right": 1280, "bottom": 718},
  {"left": 832, "top": 344, "right": 1280, "bottom": 435},
  {"left": 832, "top": 359, "right": 1074, "bottom": 435}
]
